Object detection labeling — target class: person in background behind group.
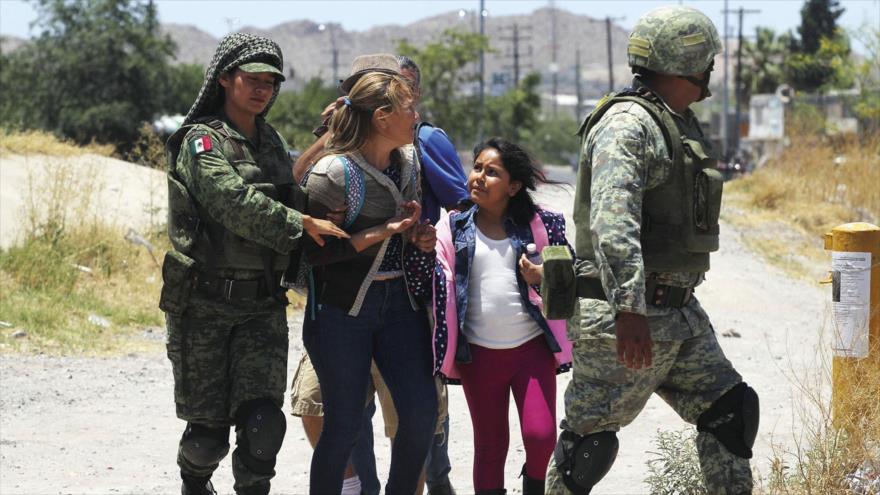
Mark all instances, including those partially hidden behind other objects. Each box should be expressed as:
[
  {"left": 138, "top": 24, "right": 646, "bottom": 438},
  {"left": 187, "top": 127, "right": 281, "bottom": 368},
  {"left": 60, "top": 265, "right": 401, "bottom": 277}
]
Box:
[
  {"left": 160, "top": 33, "right": 347, "bottom": 495},
  {"left": 302, "top": 70, "right": 438, "bottom": 495},
  {"left": 289, "top": 53, "right": 466, "bottom": 495},
  {"left": 545, "top": 6, "right": 758, "bottom": 494},
  {"left": 427, "top": 138, "right": 573, "bottom": 495}
]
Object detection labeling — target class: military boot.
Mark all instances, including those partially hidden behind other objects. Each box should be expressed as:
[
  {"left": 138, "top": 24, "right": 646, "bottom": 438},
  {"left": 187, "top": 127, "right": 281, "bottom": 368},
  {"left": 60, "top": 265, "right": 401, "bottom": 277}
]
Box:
[
  {"left": 521, "top": 464, "right": 545, "bottom": 495},
  {"left": 474, "top": 490, "right": 506, "bottom": 495},
  {"left": 181, "top": 475, "right": 217, "bottom": 495}
]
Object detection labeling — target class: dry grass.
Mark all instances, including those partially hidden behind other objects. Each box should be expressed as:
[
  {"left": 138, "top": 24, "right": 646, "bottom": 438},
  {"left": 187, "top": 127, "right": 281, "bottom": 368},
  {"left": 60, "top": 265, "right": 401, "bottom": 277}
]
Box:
[
  {"left": 0, "top": 128, "right": 115, "bottom": 157},
  {"left": 725, "top": 129, "right": 879, "bottom": 280},
  {"left": 0, "top": 139, "right": 305, "bottom": 355},
  {"left": 765, "top": 327, "right": 880, "bottom": 494},
  {"left": 726, "top": 128, "right": 880, "bottom": 493},
  {"left": 0, "top": 154, "right": 165, "bottom": 355}
]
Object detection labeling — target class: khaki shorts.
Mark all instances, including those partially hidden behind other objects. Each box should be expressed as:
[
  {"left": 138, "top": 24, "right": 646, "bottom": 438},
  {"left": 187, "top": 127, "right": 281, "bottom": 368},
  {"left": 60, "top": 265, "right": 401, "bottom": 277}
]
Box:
[{"left": 290, "top": 353, "right": 447, "bottom": 437}]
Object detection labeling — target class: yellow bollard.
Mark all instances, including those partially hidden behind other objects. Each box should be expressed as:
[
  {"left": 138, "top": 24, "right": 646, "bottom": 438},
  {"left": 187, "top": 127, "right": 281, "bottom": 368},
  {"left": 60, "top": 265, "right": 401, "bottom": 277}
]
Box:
[{"left": 823, "top": 222, "right": 880, "bottom": 434}]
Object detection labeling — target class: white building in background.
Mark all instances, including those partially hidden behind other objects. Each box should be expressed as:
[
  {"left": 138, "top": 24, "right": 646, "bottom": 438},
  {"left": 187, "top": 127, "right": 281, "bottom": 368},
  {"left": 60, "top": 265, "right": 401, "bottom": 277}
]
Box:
[
  {"left": 152, "top": 114, "right": 185, "bottom": 136},
  {"left": 539, "top": 92, "right": 601, "bottom": 122}
]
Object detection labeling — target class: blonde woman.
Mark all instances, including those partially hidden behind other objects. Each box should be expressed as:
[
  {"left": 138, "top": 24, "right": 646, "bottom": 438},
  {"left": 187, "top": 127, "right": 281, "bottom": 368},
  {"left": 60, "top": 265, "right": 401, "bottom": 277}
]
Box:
[{"left": 302, "top": 71, "right": 438, "bottom": 495}]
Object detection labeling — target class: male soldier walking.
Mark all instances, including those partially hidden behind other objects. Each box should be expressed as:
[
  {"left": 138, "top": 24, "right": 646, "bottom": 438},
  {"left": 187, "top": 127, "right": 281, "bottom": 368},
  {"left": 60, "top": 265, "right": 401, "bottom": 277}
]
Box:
[
  {"left": 545, "top": 6, "right": 758, "bottom": 494},
  {"left": 161, "top": 33, "right": 347, "bottom": 495}
]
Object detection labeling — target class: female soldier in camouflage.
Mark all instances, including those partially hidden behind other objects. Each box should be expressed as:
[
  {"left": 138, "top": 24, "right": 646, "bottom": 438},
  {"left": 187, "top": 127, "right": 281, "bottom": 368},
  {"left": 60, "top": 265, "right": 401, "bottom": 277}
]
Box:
[{"left": 161, "top": 33, "right": 347, "bottom": 495}]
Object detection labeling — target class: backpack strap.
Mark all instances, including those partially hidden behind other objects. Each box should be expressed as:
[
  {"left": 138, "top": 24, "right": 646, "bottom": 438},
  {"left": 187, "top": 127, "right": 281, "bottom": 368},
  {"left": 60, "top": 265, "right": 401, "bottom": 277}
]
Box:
[
  {"left": 529, "top": 211, "right": 550, "bottom": 250},
  {"left": 338, "top": 155, "right": 366, "bottom": 229}
]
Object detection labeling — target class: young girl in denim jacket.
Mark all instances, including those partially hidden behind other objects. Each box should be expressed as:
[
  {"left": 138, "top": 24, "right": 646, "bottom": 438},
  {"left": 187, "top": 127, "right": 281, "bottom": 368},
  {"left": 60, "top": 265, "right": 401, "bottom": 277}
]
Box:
[{"left": 428, "top": 138, "right": 573, "bottom": 494}]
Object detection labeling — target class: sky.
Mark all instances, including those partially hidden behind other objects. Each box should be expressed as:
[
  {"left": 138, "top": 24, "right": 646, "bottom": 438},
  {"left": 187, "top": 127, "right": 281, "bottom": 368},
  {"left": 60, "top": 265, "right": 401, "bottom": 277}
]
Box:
[{"left": 1, "top": 0, "right": 878, "bottom": 54}]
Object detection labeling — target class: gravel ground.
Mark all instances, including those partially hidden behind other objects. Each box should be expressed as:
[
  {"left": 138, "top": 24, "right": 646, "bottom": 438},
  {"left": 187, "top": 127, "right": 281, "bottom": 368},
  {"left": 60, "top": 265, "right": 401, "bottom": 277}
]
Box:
[{"left": 0, "top": 163, "right": 832, "bottom": 494}]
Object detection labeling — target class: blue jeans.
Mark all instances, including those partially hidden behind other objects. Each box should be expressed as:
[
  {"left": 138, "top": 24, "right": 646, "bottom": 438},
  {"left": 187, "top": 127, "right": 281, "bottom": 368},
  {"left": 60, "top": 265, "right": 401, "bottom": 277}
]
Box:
[
  {"left": 305, "top": 278, "right": 438, "bottom": 495},
  {"left": 351, "top": 399, "right": 380, "bottom": 495},
  {"left": 425, "top": 414, "right": 453, "bottom": 489},
  {"left": 355, "top": 397, "right": 451, "bottom": 494}
]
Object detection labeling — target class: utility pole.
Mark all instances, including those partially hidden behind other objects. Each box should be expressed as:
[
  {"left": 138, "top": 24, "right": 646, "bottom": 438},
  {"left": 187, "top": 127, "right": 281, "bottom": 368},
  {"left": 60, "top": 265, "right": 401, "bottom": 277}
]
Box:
[
  {"left": 318, "top": 23, "right": 339, "bottom": 84},
  {"left": 550, "top": 0, "right": 558, "bottom": 116},
  {"left": 478, "top": 0, "right": 486, "bottom": 142},
  {"left": 147, "top": 0, "right": 155, "bottom": 32},
  {"left": 722, "top": 6, "right": 760, "bottom": 155},
  {"left": 501, "top": 23, "right": 532, "bottom": 89},
  {"left": 512, "top": 23, "right": 521, "bottom": 87},
  {"left": 721, "top": 0, "right": 729, "bottom": 160},
  {"left": 575, "top": 48, "right": 583, "bottom": 120},
  {"left": 604, "top": 16, "right": 625, "bottom": 93},
  {"left": 605, "top": 17, "right": 614, "bottom": 93}
]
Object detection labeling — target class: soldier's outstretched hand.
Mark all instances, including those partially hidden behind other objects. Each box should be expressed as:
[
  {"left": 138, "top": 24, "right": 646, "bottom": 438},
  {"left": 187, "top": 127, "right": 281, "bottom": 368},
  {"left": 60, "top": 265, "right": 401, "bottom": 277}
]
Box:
[
  {"left": 615, "top": 312, "right": 652, "bottom": 369},
  {"left": 302, "top": 215, "right": 350, "bottom": 246}
]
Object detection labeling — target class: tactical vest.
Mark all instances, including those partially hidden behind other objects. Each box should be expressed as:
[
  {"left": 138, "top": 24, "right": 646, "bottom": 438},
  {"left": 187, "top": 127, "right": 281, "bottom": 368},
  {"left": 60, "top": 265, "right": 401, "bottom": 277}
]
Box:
[
  {"left": 575, "top": 89, "right": 723, "bottom": 273},
  {"left": 165, "top": 118, "right": 303, "bottom": 273}
]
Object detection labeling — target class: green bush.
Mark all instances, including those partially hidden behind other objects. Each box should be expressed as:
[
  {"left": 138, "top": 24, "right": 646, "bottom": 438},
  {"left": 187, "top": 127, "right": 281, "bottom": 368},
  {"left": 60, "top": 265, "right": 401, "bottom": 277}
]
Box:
[
  {"left": 645, "top": 428, "right": 707, "bottom": 495},
  {"left": 270, "top": 77, "right": 337, "bottom": 150}
]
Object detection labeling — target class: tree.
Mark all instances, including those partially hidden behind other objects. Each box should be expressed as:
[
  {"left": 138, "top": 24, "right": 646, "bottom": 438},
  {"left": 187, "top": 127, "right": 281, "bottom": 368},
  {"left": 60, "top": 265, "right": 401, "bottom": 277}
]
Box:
[
  {"left": 785, "top": 32, "right": 853, "bottom": 92},
  {"left": 519, "top": 115, "right": 581, "bottom": 166},
  {"left": 164, "top": 63, "right": 205, "bottom": 116},
  {"left": 397, "top": 30, "right": 491, "bottom": 147},
  {"left": 484, "top": 73, "right": 542, "bottom": 142},
  {"left": 0, "top": 0, "right": 176, "bottom": 150},
  {"left": 785, "top": 0, "right": 850, "bottom": 92},
  {"left": 851, "top": 26, "right": 880, "bottom": 133},
  {"left": 269, "top": 77, "right": 337, "bottom": 150},
  {"left": 797, "top": 0, "right": 845, "bottom": 54},
  {"left": 740, "top": 28, "right": 787, "bottom": 98}
]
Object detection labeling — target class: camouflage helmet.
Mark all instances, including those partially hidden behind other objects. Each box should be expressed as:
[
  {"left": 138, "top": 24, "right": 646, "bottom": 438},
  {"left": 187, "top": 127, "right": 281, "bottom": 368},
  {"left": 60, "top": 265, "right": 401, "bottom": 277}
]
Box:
[{"left": 627, "top": 6, "right": 721, "bottom": 76}]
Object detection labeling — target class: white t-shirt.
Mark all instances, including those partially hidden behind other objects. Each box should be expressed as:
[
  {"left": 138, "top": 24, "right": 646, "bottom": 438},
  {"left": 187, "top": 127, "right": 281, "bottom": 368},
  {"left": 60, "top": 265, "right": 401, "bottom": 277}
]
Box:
[{"left": 462, "top": 226, "right": 543, "bottom": 349}]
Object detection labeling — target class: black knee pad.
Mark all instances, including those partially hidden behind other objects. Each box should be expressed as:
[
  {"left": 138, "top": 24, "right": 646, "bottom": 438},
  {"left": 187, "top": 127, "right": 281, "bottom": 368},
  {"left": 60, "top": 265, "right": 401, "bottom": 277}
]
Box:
[
  {"left": 180, "top": 423, "right": 230, "bottom": 468},
  {"left": 553, "top": 430, "right": 619, "bottom": 495},
  {"left": 697, "top": 382, "right": 760, "bottom": 459},
  {"left": 235, "top": 399, "right": 286, "bottom": 469}
]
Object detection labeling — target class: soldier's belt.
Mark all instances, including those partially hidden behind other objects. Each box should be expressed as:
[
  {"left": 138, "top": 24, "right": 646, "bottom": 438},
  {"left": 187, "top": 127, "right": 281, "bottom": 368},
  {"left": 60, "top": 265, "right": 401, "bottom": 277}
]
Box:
[
  {"left": 645, "top": 278, "right": 693, "bottom": 308},
  {"left": 194, "top": 271, "right": 283, "bottom": 301}
]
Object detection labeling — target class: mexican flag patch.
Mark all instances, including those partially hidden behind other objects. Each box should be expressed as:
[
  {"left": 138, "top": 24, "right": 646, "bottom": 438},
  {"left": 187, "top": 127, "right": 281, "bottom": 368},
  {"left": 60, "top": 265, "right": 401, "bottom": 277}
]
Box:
[{"left": 189, "top": 135, "right": 213, "bottom": 155}]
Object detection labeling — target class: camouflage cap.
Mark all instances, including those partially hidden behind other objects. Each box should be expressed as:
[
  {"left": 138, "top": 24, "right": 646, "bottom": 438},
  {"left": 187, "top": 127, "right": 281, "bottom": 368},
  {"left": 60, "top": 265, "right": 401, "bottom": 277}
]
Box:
[
  {"left": 627, "top": 5, "right": 721, "bottom": 76},
  {"left": 238, "top": 62, "right": 286, "bottom": 81},
  {"left": 339, "top": 53, "right": 400, "bottom": 93},
  {"left": 184, "top": 33, "right": 285, "bottom": 125}
]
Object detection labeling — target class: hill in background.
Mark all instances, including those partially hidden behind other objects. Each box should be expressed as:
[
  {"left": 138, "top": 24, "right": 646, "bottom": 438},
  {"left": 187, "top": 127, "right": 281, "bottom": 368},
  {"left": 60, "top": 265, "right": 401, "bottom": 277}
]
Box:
[{"left": 164, "top": 7, "right": 632, "bottom": 98}]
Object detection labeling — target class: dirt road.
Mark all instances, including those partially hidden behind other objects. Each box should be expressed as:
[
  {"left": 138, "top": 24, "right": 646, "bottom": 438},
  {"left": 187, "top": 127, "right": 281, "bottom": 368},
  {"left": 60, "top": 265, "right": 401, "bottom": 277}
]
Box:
[{"left": 0, "top": 162, "right": 831, "bottom": 494}]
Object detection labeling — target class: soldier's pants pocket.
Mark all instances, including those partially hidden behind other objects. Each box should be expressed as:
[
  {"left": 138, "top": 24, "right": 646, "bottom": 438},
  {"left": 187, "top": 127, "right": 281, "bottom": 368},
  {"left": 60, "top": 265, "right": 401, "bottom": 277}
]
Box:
[
  {"left": 165, "top": 314, "right": 188, "bottom": 404},
  {"left": 159, "top": 251, "right": 196, "bottom": 316}
]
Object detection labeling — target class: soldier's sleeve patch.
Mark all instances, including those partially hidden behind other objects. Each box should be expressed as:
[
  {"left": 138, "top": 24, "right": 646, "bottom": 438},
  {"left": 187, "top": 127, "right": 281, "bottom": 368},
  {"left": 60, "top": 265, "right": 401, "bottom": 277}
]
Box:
[{"left": 187, "top": 134, "right": 214, "bottom": 156}]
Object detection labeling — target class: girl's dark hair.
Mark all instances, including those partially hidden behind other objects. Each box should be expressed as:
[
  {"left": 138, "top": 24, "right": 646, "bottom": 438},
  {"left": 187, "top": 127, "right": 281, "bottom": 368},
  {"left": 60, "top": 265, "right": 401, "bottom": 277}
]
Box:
[{"left": 473, "top": 138, "right": 563, "bottom": 226}]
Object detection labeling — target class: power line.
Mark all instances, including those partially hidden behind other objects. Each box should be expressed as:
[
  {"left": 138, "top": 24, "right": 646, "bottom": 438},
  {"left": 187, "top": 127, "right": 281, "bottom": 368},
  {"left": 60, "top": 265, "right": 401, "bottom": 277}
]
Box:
[
  {"left": 500, "top": 23, "right": 533, "bottom": 89},
  {"left": 721, "top": 1, "right": 729, "bottom": 159},
  {"left": 549, "top": 0, "right": 558, "bottom": 116},
  {"left": 478, "top": 0, "right": 486, "bottom": 142},
  {"left": 575, "top": 47, "right": 583, "bottom": 120},
  {"left": 604, "top": 16, "right": 625, "bottom": 93},
  {"left": 723, "top": 6, "right": 760, "bottom": 155}
]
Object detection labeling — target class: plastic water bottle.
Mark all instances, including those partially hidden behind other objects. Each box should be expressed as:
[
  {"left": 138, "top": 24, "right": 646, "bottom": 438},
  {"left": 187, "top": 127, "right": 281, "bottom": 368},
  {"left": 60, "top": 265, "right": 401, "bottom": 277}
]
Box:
[{"left": 525, "top": 243, "right": 543, "bottom": 265}]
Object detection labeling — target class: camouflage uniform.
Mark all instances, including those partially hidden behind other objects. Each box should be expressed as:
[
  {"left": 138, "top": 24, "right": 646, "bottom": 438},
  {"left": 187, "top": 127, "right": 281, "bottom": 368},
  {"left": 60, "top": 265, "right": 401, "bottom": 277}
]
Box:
[
  {"left": 546, "top": 7, "right": 756, "bottom": 495},
  {"left": 161, "top": 33, "right": 301, "bottom": 495}
]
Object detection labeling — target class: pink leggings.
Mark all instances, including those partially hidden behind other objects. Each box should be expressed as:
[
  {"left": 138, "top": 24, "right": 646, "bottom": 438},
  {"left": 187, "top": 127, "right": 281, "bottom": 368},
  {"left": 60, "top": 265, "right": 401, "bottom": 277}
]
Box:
[{"left": 458, "top": 336, "right": 557, "bottom": 490}]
